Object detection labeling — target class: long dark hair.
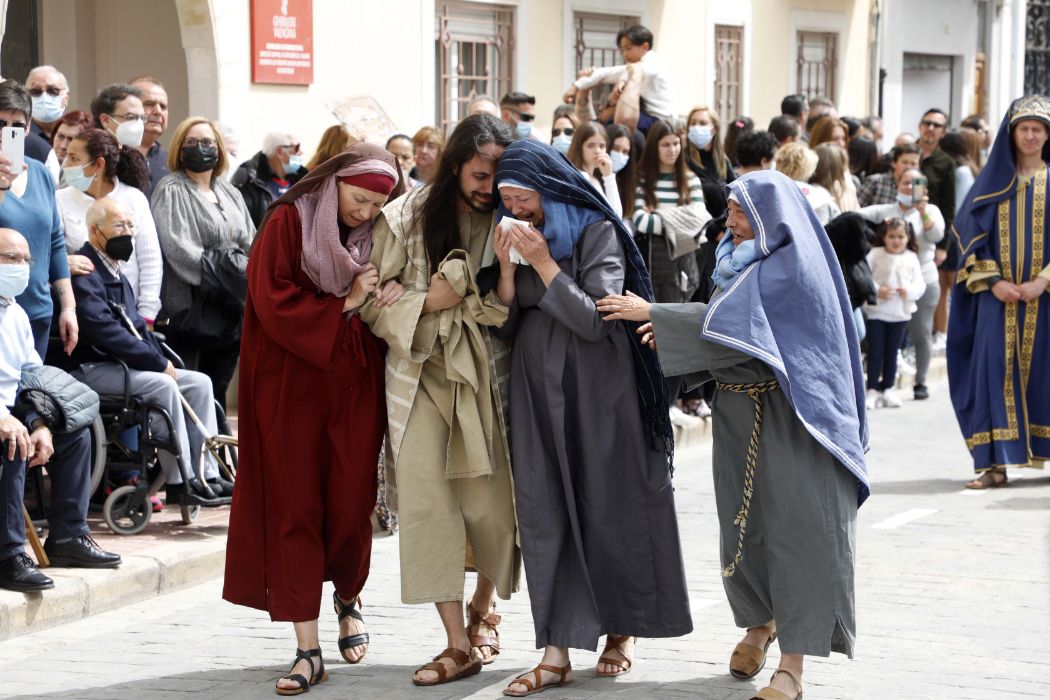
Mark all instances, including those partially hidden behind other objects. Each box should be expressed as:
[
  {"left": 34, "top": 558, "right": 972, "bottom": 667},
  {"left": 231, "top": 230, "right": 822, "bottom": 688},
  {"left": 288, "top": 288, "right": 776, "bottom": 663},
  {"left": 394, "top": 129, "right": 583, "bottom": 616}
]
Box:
[
  {"left": 415, "top": 114, "right": 514, "bottom": 273},
  {"left": 606, "top": 123, "right": 642, "bottom": 216},
  {"left": 74, "top": 128, "right": 150, "bottom": 192},
  {"left": 639, "top": 119, "right": 690, "bottom": 211}
]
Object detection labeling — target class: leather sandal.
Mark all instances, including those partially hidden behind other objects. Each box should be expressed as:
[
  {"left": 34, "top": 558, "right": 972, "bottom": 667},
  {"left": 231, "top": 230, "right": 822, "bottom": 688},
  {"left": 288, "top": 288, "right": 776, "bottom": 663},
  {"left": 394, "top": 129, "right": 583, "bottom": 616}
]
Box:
[
  {"left": 333, "top": 592, "right": 369, "bottom": 664},
  {"left": 752, "top": 668, "right": 804, "bottom": 700},
  {"left": 595, "top": 634, "right": 633, "bottom": 676},
  {"left": 966, "top": 468, "right": 1008, "bottom": 489},
  {"left": 466, "top": 598, "right": 502, "bottom": 664},
  {"left": 412, "top": 647, "right": 482, "bottom": 686},
  {"left": 275, "top": 647, "right": 327, "bottom": 696},
  {"left": 503, "top": 662, "right": 573, "bottom": 697},
  {"left": 730, "top": 623, "right": 777, "bottom": 679}
]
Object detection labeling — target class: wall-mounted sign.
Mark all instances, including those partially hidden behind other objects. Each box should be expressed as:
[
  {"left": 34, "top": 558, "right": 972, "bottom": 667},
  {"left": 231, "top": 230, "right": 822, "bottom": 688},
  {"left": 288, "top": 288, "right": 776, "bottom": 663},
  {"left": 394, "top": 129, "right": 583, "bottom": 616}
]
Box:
[{"left": 251, "top": 0, "right": 313, "bottom": 85}]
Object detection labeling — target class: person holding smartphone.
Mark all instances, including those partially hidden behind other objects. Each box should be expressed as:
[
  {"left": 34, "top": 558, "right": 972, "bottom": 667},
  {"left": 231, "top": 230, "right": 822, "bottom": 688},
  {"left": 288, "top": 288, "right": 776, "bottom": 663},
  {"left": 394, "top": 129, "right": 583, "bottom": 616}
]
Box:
[
  {"left": 0, "top": 80, "right": 78, "bottom": 361},
  {"left": 857, "top": 168, "right": 945, "bottom": 400}
]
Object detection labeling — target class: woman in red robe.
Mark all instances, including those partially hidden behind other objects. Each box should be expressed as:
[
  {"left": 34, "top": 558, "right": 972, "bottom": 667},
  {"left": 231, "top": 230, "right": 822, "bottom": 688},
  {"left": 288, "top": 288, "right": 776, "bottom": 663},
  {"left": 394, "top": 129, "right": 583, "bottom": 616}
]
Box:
[{"left": 223, "top": 144, "right": 405, "bottom": 696}]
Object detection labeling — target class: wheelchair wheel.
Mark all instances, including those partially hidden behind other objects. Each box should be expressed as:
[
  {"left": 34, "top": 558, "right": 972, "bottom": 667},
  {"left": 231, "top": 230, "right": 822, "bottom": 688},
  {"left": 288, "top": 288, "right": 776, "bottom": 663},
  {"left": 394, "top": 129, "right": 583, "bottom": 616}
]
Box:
[
  {"left": 88, "top": 414, "right": 107, "bottom": 495},
  {"left": 180, "top": 502, "right": 200, "bottom": 525},
  {"left": 103, "top": 485, "right": 151, "bottom": 535}
]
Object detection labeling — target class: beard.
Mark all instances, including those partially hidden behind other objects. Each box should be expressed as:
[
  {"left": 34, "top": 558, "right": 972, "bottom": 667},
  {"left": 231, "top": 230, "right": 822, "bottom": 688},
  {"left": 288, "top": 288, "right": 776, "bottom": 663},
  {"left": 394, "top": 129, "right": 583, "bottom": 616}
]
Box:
[{"left": 459, "top": 186, "right": 496, "bottom": 213}]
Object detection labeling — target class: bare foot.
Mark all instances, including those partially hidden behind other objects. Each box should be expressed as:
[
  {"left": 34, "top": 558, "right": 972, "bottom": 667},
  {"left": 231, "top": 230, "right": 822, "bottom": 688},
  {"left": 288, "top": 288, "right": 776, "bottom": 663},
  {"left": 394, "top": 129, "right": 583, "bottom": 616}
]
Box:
[
  {"left": 768, "top": 668, "right": 803, "bottom": 698},
  {"left": 505, "top": 664, "right": 572, "bottom": 695},
  {"left": 466, "top": 598, "right": 501, "bottom": 663},
  {"left": 276, "top": 655, "right": 320, "bottom": 692},
  {"left": 413, "top": 646, "right": 473, "bottom": 684},
  {"left": 337, "top": 596, "right": 368, "bottom": 662},
  {"left": 741, "top": 621, "right": 776, "bottom": 649},
  {"left": 595, "top": 635, "right": 634, "bottom": 676}
]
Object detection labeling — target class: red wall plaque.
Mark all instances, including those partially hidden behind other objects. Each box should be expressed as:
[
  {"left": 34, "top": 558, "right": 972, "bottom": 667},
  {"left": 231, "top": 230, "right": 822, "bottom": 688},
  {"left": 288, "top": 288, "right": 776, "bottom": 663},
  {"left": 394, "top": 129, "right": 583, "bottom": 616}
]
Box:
[{"left": 250, "top": 0, "right": 314, "bottom": 85}]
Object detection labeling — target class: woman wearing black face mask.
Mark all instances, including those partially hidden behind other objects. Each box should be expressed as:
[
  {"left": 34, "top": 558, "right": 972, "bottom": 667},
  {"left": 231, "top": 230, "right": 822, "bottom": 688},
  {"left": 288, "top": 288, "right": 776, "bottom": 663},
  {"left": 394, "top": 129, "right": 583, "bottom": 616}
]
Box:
[{"left": 151, "top": 116, "right": 255, "bottom": 410}]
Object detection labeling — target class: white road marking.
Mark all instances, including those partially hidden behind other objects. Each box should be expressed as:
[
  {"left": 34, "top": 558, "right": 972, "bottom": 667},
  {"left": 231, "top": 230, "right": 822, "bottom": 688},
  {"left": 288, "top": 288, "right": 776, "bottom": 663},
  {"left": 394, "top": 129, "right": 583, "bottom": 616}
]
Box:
[{"left": 872, "top": 508, "right": 939, "bottom": 530}]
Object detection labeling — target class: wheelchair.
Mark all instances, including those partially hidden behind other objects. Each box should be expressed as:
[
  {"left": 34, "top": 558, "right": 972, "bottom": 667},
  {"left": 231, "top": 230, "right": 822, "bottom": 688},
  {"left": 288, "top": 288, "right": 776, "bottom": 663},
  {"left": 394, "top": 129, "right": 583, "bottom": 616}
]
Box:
[{"left": 87, "top": 328, "right": 238, "bottom": 536}]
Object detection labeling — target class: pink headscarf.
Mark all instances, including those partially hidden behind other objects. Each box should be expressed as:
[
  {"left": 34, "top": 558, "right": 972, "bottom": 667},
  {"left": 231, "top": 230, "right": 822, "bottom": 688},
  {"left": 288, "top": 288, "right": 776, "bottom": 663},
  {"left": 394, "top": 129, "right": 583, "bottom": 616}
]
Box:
[{"left": 295, "top": 158, "right": 398, "bottom": 296}]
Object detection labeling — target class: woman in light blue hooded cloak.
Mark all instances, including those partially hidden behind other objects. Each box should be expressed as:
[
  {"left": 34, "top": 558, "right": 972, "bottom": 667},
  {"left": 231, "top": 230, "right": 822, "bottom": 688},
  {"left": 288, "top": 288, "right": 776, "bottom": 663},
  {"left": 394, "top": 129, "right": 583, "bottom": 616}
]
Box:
[{"left": 599, "top": 169, "right": 869, "bottom": 700}]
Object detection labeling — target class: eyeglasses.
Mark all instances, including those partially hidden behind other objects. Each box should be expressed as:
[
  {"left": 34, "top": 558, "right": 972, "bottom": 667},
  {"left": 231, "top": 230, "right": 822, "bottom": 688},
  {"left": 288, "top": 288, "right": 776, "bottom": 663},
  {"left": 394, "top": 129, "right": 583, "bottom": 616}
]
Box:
[
  {"left": 28, "top": 85, "right": 65, "bottom": 98},
  {"left": 109, "top": 113, "right": 147, "bottom": 123},
  {"left": 920, "top": 120, "right": 946, "bottom": 129},
  {"left": 0, "top": 251, "right": 34, "bottom": 266},
  {"left": 0, "top": 119, "right": 28, "bottom": 130},
  {"left": 551, "top": 128, "right": 574, "bottom": 137},
  {"left": 279, "top": 143, "right": 301, "bottom": 152},
  {"left": 185, "top": 138, "right": 217, "bottom": 149}
]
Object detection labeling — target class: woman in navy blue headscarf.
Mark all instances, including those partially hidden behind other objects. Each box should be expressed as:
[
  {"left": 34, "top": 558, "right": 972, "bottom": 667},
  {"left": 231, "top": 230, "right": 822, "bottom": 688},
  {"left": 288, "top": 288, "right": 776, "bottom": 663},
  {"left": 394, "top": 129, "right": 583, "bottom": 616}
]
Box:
[
  {"left": 491, "top": 139, "right": 692, "bottom": 696},
  {"left": 948, "top": 95, "right": 1050, "bottom": 489},
  {"left": 600, "top": 169, "right": 868, "bottom": 700}
]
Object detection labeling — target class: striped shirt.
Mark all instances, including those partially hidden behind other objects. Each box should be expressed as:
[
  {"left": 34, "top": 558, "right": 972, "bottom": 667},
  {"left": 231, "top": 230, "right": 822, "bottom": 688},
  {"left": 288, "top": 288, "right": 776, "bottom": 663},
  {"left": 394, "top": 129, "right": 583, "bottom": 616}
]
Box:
[{"left": 631, "top": 172, "right": 704, "bottom": 236}]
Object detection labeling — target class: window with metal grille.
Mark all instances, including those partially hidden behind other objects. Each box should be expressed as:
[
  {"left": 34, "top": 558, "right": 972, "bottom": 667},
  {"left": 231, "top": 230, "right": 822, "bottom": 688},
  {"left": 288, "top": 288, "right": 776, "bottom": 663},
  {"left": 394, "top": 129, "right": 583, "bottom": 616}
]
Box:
[
  {"left": 714, "top": 25, "right": 744, "bottom": 120},
  {"left": 796, "top": 30, "right": 837, "bottom": 102},
  {"left": 573, "top": 12, "right": 640, "bottom": 107},
  {"left": 435, "top": 1, "right": 515, "bottom": 133}
]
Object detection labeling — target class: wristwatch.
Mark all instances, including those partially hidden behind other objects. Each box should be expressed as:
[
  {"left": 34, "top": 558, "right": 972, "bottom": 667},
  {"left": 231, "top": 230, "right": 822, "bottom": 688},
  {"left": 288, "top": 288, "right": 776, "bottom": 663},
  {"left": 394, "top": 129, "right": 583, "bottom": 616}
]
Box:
[{"left": 985, "top": 274, "right": 1003, "bottom": 288}]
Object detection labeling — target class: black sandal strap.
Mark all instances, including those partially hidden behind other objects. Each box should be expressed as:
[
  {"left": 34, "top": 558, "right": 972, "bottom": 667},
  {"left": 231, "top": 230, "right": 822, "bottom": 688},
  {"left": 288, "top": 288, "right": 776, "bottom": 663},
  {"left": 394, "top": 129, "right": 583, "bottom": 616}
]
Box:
[
  {"left": 292, "top": 647, "right": 324, "bottom": 684},
  {"left": 278, "top": 673, "right": 309, "bottom": 691},
  {"left": 332, "top": 592, "right": 364, "bottom": 623},
  {"left": 339, "top": 633, "right": 370, "bottom": 650}
]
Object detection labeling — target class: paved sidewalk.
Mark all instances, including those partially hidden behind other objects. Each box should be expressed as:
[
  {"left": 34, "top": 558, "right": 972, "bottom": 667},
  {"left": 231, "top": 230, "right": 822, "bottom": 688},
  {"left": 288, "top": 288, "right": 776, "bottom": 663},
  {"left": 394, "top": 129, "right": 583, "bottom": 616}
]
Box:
[{"left": 1, "top": 379, "right": 1047, "bottom": 699}]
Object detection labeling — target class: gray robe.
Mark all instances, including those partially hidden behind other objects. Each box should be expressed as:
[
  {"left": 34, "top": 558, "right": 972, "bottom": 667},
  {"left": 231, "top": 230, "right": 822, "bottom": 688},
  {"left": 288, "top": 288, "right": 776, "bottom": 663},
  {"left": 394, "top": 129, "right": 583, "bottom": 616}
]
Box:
[
  {"left": 651, "top": 302, "right": 858, "bottom": 658},
  {"left": 495, "top": 220, "right": 692, "bottom": 651}
]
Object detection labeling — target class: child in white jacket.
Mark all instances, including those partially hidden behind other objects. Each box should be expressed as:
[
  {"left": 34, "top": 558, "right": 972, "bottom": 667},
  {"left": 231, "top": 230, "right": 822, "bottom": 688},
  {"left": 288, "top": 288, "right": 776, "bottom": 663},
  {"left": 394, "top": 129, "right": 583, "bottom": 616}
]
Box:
[{"left": 863, "top": 218, "right": 926, "bottom": 408}]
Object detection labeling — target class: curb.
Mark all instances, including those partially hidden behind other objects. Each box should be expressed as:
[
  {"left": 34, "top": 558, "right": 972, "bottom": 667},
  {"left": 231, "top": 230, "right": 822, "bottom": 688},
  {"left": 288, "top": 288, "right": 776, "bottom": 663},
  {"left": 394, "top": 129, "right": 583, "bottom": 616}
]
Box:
[{"left": 0, "top": 528, "right": 227, "bottom": 641}]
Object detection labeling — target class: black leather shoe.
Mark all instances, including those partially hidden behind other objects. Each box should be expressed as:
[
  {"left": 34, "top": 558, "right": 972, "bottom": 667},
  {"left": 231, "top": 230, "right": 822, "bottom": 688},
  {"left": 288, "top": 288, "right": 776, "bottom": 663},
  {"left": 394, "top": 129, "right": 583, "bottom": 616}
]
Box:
[
  {"left": 44, "top": 535, "right": 121, "bottom": 569},
  {"left": 166, "top": 478, "right": 225, "bottom": 508},
  {"left": 0, "top": 553, "right": 55, "bottom": 592},
  {"left": 913, "top": 383, "right": 929, "bottom": 400},
  {"left": 206, "top": 476, "right": 234, "bottom": 498}
]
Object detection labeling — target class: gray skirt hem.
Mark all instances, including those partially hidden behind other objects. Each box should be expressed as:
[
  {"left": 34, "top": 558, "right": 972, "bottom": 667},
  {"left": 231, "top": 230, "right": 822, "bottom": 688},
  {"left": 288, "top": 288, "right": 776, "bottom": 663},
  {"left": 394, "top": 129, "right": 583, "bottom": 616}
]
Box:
[{"left": 537, "top": 621, "right": 695, "bottom": 652}]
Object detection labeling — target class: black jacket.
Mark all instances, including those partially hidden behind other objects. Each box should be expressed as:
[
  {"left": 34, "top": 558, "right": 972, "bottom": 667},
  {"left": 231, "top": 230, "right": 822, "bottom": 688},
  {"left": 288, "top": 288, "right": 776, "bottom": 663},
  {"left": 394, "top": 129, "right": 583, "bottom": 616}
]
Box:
[
  {"left": 55, "top": 244, "right": 168, "bottom": 374},
  {"left": 231, "top": 150, "right": 308, "bottom": 228},
  {"left": 920, "top": 147, "right": 957, "bottom": 237}
]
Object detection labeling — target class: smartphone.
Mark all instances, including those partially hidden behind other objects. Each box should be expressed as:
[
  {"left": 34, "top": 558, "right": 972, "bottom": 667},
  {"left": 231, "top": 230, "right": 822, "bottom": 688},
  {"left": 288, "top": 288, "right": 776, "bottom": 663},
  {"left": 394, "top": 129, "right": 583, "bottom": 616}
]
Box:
[
  {"left": 1, "top": 126, "right": 25, "bottom": 175},
  {"left": 911, "top": 176, "right": 927, "bottom": 205}
]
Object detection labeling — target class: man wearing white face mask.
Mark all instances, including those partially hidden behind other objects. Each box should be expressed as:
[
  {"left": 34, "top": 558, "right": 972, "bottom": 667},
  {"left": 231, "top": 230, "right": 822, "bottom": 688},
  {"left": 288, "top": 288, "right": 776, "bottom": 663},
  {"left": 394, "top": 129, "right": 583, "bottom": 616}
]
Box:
[
  {"left": 231, "top": 130, "right": 309, "bottom": 228},
  {"left": 90, "top": 83, "right": 147, "bottom": 151}
]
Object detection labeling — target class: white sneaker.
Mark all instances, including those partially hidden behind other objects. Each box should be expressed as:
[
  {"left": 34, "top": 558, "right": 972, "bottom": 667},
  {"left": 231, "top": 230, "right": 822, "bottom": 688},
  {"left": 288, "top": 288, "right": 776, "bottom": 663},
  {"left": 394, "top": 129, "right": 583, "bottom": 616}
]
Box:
[
  {"left": 932, "top": 332, "right": 947, "bottom": 353},
  {"left": 865, "top": 388, "right": 882, "bottom": 410},
  {"left": 695, "top": 399, "right": 712, "bottom": 418},
  {"left": 881, "top": 387, "right": 903, "bottom": 408},
  {"left": 897, "top": 351, "right": 916, "bottom": 377},
  {"left": 669, "top": 406, "right": 702, "bottom": 428}
]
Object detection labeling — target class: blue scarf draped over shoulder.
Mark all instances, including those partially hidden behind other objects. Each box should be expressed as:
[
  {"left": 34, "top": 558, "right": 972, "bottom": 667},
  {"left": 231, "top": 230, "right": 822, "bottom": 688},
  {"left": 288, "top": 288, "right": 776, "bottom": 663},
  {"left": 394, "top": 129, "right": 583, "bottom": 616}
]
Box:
[
  {"left": 703, "top": 170, "right": 870, "bottom": 504},
  {"left": 494, "top": 139, "right": 675, "bottom": 468}
]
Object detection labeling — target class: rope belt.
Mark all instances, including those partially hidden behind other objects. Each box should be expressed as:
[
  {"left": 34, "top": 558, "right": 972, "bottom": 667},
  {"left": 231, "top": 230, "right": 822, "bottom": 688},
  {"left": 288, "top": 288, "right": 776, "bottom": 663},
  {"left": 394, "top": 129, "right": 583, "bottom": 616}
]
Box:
[{"left": 715, "top": 378, "right": 781, "bottom": 578}]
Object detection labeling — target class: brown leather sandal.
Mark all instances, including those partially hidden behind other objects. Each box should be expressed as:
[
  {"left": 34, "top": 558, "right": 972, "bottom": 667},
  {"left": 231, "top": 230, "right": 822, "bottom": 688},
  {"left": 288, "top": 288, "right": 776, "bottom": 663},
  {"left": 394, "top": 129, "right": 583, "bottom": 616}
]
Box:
[
  {"left": 730, "top": 623, "right": 777, "bottom": 679},
  {"left": 502, "top": 662, "right": 573, "bottom": 697},
  {"left": 466, "top": 598, "right": 502, "bottom": 664},
  {"left": 752, "top": 668, "right": 804, "bottom": 700},
  {"left": 411, "top": 647, "right": 482, "bottom": 687},
  {"left": 966, "top": 468, "right": 1008, "bottom": 489},
  {"left": 595, "top": 634, "right": 633, "bottom": 677}
]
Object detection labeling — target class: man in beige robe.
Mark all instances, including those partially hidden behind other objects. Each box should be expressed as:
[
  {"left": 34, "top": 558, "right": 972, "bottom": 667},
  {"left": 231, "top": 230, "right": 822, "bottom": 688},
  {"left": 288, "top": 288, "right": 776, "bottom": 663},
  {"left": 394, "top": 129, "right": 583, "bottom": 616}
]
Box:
[{"left": 359, "top": 115, "right": 520, "bottom": 687}]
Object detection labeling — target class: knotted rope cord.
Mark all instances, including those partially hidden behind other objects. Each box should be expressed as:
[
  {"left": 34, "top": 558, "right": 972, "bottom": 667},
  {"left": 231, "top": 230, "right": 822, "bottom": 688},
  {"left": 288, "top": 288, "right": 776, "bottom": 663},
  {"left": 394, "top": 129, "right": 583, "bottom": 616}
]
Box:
[{"left": 715, "top": 378, "right": 781, "bottom": 578}]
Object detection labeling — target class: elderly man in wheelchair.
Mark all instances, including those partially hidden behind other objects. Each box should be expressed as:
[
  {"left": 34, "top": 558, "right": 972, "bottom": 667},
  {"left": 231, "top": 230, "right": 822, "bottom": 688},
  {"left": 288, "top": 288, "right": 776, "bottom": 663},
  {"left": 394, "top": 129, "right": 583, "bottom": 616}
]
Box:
[
  {"left": 1, "top": 227, "right": 121, "bottom": 592},
  {"left": 54, "top": 199, "right": 233, "bottom": 514}
]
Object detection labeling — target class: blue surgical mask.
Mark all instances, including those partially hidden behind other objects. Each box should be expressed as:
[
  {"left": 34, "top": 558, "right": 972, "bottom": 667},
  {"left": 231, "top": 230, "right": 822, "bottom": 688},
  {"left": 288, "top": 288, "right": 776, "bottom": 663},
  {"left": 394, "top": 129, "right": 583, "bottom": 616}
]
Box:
[
  {"left": 551, "top": 134, "right": 572, "bottom": 155},
  {"left": 688, "top": 124, "right": 714, "bottom": 150},
  {"left": 515, "top": 121, "right": 532, "bottom": 139},
  {"left": 896, "top": 192, "right": 913, "bottom": 207},
  {"left": 0, "top": 262, "right": 30, "bottom": 299},
  {"left": 610, "top": 151, "right": 629, "bottom": 173},
  {"left": 284, "top": 154, "right": 303, "bottom": 174},
  {"left": 32, "top": 93, "right": 64, "bottom": 123},
  {"left": 63, "top": 165, "right": 96, "bottom": 193}
]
